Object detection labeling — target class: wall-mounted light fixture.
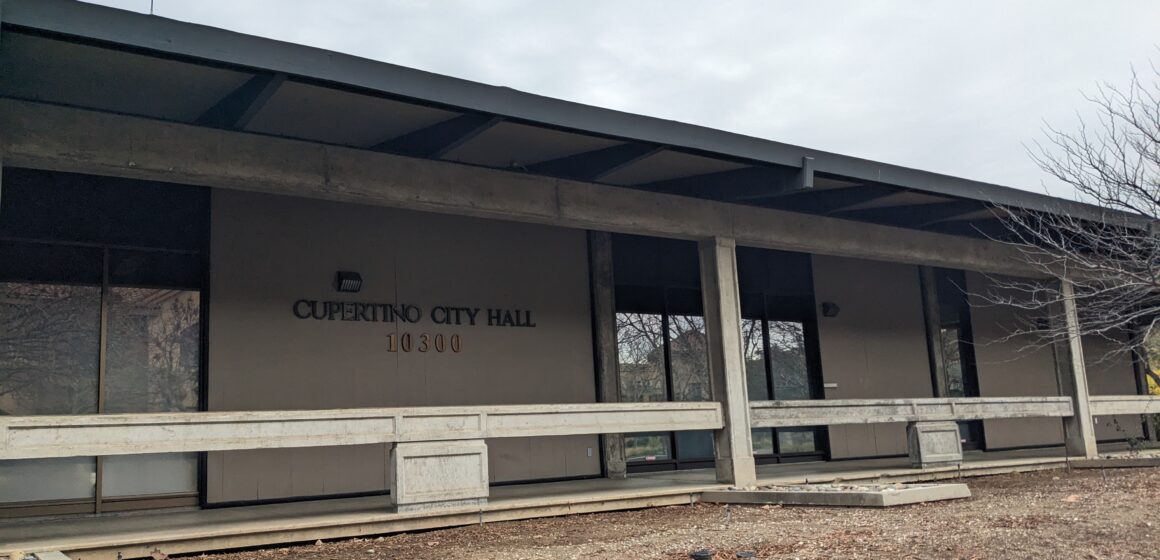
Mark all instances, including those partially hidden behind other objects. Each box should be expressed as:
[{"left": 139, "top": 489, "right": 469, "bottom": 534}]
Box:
[
  {"left": 334, "top": 270, "right": 363, "bottom": 293},
  {"left": 821, "top": 301, "right": 841, "bottom": 318}
]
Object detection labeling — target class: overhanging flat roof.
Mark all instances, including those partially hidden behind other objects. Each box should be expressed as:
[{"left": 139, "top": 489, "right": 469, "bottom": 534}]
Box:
[{"left": 1, "top": 0, "right": 1150, "bottom": 235}]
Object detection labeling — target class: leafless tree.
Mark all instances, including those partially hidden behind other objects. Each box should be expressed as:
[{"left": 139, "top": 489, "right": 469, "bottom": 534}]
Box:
[{"left": 979, "top": 63, "right": 1159, "bottom": 387}]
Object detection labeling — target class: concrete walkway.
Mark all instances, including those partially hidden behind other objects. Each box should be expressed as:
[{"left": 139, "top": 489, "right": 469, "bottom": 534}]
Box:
[{"left": 0, "top": 446, "right": 1144, "bottom": 560}]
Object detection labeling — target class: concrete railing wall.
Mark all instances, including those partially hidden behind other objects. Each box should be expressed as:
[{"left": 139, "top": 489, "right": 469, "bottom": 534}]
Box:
[
  {"left": 750, "top": 397, "right": 1075, "bottom": 428},
  {"left": 0, "top": 402, "right": 723, "bottom": 461},
  {"left": 1088, "top": 395, "right": 1160, "bottom": 417}
]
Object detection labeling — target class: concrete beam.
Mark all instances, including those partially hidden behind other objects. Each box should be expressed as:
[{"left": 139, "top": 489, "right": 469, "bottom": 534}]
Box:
[
  {"left": 0, "top": 402, "right": 724, "bottom": 460},
  {"left": 0, "top": 99, "right": 1045, "bottom": 277},
  {"left": 699, "top": 237, "right": 757, "bottom": 487},
  {"left": 588, "top": 231, "right": 627, "bottom": 479},
  {"left": 1056, "top": 278, "right": 1099, "bottom": 458},
  {"left": 750, "top": 397, "right": 1074, "bottom": 428}
]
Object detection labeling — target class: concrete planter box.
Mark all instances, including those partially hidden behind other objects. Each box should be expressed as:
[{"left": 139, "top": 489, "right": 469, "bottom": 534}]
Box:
[
  {"left": 907, "top": 421, "right": 963, "bottom": 468},
  {"left": 389, "top": 439, "right": 489, "bottom": 512}
]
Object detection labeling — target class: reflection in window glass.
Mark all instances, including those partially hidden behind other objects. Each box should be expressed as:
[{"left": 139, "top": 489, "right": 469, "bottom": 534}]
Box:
[
  {"left": 104, "top": 288, "right": 201, "bottom": 497},
  {"left": 668, "top": 315, "right": 710, "bottom": 402},
  {"left": 616, "top": 313, "right": 666, "bottom": 402},
  {"left": 675, "top": 430, "right": 715, "bottom": 460},
  {"left": 769, "top": 321, "right": 810, "bottom": 400},
  {"left": 939, "top": 327, "right": 966, "bottom": 398},
  {"left": 0, "top": 282, "right": 101, "bottom": 503},
  {"left": 105, "top": 288, "right": 201, "bottom": 414},
  {"left": 777, "top": 428, "right": 817, "bottom": 454},
  {"left": 752, "top": 428, "right": 775, "bottom": 455},
  {"left": 624, "top": 432, "right": 672, "bottom": 462},
  {"left": 742, "top": 319, "right": 769, "bottom": 400},
  {"left": 0, "top": 283, "right": 101, "bottom": 415},
  {"left": 668, "top": 315, "right": 714, "bottom": 459}
]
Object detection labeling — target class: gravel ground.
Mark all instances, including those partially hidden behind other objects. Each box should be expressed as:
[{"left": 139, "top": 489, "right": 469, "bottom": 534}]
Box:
[{"left": 203, "top": 467, "right": 1160, "bottom": 560}]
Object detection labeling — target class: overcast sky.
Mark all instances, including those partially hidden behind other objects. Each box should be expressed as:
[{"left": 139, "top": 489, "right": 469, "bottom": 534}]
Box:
[{"left": 84, "top": 0, "right": 1160, "bottom": 198}]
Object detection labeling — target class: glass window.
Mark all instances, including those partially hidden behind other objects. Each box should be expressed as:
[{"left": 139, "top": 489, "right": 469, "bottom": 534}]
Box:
[
  {"left": 0, "top": 282, "right": 101, "bottom": 502},
  {"left": 0, "top": 283, "right": 102, "bottom": 415},
  {"left": 674, "top": 430, "right": 715, "bottom": 460},
  {"left": 624, "top": 432, "right": 672, "bottom": 462},
  {"left": 743, "top": 319, "right": 769, "bottom": 400},
  {"left": 939, "top": 327, "right": 966, "bottom": 398},
  {"left": 752, "top": 428, "right": 775, "bottom": 455},
  {"left": 103, "top": 287, "right": 201, "bottom": 497},
  {"left": 616, "top": 312, "right": 666, "bottom": 402},
  {"left": 777, "top": 428, "right": 818, "bottom": 454},
  {"left": 105, "top": 288, "right": 201, "bottom": 414},
  {"left": 668, "top": 316, "right": 715, "bottom": 460},
  {"left": 769, "top": 321, "right": 811, "bottom": 400},
  {"left": 668, "top": 315, "right": 710, "bottom": 402}
]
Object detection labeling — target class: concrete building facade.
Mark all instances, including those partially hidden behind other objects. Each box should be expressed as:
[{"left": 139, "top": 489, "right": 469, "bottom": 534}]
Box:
[{"left": 0, "top": 1, "right": 1156, "bottom": 556}]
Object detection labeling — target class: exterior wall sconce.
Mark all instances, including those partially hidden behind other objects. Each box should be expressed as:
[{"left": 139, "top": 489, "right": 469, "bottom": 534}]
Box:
[
  {"left": 334, "top": 271, "right": 363, "bottom": 293},
  {"left": 821, "top": 302, "right": 841, "bottom": 318}
]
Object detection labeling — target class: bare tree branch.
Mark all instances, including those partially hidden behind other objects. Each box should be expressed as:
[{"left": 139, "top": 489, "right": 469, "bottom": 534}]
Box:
[{"left": 977, "top": 63, "right": 1159, "bottom": 367}]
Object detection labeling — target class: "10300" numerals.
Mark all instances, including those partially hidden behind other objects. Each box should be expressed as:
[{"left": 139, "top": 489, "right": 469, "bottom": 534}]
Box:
[{"left": 386, "top": 332, "right": 462, "bottom": 353}]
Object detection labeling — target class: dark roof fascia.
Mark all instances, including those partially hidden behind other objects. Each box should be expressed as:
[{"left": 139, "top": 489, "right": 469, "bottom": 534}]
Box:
[{"left": 2, "top": 0, "right": 1149, "bottom": 228}]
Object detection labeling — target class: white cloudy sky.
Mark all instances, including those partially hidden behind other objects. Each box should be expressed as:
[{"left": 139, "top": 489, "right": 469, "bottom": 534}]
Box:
[{"left": 84, "top": 1, "right": 1160, "bottom": 198}]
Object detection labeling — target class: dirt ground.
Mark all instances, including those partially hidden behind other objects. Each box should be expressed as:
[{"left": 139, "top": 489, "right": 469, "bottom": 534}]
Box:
[{"left": 204, "top": 467, "right": 1160, "bottom": 560}]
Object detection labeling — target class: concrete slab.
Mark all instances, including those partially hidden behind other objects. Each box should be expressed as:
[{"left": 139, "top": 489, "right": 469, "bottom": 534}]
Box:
[
  {"left": 1070, "top": 456, "right": 1160, "bottom": 469},
  {"left": 701, "top": 483, "right": 971, "bottom": 507}
]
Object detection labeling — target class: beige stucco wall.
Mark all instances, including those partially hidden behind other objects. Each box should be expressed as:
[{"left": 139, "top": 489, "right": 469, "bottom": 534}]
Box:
[
  {"left": 811, "top": 256, "right": 933, "bottom": 458},
  {"left": 966, "top": 272, "right": 1065, "bottom": 449},
  {"left": 205, "top": 190, "right": 599, "bottom": 504}
]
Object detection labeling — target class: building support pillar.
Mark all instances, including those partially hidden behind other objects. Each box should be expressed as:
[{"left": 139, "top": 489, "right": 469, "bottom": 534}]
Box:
[
  {"left": 918, "top": 266, "right": 949, "bottom": 398},
  {"left": 589, "top": 231, "right": 626, "bottom": 479},
  {"left": 1055, "top": 277, "right": 1099, "bottom": 459},
  {"left": 698, "top": 237, "right": 757, "bottom": 487}
]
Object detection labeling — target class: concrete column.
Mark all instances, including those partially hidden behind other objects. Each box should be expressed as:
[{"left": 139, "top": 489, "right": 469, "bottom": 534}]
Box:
[
  {"left": 588, "top": 231, "right": 626, "bottom": 478},
  {"left": 918, "top": 266, "right": 949, "bottom": 398},
  {"left": 1054, "top": 277, "right": 1099, "bottom": 458},
  {"left": 698, "top": 237, "right": 757, "bottom": 487}
]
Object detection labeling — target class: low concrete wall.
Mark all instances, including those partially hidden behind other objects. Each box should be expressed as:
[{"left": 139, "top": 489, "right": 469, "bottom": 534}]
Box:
[
  {"left": 0, "top": 403, "right": 724, "bottom": 460},
  {"left": 750, "top": 397, "right": 1072, "bottom": 428}
]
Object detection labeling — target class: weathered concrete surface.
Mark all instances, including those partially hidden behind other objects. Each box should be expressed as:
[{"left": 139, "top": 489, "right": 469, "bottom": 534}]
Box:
[
  {"left": 0, "top": 402, "right": 723, "bottom": 460},
  {"left": 907, "top": 421, "right": 963, "bottom": 468},
  {"left": 1057, "top": 279, "right": 1099, "bottom": 459},
  {"left": 699, "top": 237, "right": 757, "bottom": 487},
  {"left": 1069, "top": 454, "right": 1160, "bottom": 469},
  {"left": 0, "top": 99, "right": 1046, "bottom": 277},
  {"left": 749, "top": 397, "right": 1073, "bottom": 428},
  {"left": 1088, "top": 395, "right": 1160, "bottom": 416},
  {"left": 588, "top": 231, "right": 627, "bottom": 479},
  {"left": 700, "top": 483, "right": 971, "bottom": 507},
  {"left": 389, "top": 440, "right": 489, "bottom": 511}
]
